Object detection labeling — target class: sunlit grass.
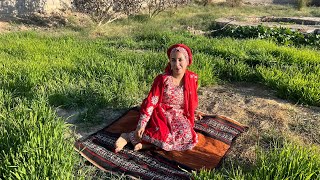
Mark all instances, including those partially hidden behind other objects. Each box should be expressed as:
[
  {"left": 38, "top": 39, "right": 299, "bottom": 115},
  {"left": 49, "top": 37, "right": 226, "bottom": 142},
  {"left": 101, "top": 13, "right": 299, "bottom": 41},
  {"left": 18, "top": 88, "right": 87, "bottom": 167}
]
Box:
[
  {"left": 1, "top": 30, "right": 319, "bottom": 178},
  {"left": 193, "top": 142, "right": 320, "bottom": 179},
  {"left": 76, "top": 3, "right": 320, "bottom": 38},
  {"left": 1, "top": 3, "right": 320, "bottom": 179}
]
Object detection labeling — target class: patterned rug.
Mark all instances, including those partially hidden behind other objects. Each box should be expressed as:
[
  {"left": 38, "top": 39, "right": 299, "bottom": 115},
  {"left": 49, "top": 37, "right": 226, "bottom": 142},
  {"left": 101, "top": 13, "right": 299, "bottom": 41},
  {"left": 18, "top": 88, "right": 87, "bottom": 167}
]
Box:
[{"left": 74, "top": 107, "right": 247, "bottom": 180}]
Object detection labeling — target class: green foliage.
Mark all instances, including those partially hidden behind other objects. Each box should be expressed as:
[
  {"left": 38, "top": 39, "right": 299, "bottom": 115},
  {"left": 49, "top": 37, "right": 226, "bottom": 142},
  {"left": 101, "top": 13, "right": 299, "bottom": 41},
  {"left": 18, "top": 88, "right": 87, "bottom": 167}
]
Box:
[
  {"left": 0, "top": 97, "right": 76, "bottom": 179},
  {"left": 297, "top": 0, "right": 310, "bottom": 10},
  {"left": 73, "top": 0, "right": 143, "bottom": 25},
  {"left": 1, "top": 3, "right": 320, "bottom": 179},
  {"left": 1, "top": 25, "right": 320, "bottom": 178},
  {"left": 193, "top": 143, "right": 320, "bottom": 179},
  {"left": 310, "top": 9, "right": 320, "bottom": 17},
  {"left": 211, "top": 25, "right": 320, "bottom": 49},
  {"left": 257, "top": 64, "right": 320, "bottom": 105},
  {"left": 226, "top": 0, "right": 243, "bottom": 7},
  {"left": 103, "top": 30, "right": 320, "bottom": 106},
  {"left": 250, "top": 143, "right": 320, "bottom": 179}
]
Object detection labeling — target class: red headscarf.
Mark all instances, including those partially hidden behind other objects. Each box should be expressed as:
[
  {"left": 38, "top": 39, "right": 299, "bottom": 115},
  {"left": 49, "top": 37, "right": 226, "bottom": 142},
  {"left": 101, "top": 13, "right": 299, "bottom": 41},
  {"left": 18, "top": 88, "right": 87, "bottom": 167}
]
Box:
[{"left": 165, "top": 43, "right": 193, "bottom": 73}]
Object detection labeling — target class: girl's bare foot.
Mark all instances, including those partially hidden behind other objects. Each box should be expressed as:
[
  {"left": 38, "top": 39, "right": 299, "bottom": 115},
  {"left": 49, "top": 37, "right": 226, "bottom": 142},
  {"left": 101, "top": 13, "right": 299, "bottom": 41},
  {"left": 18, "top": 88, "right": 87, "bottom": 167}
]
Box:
[
  {"left": 133, "top": 143, "right": 153, "bottom": 151},
  {"left": 115, "top": 133, "right": 128, "bottom": 153}
]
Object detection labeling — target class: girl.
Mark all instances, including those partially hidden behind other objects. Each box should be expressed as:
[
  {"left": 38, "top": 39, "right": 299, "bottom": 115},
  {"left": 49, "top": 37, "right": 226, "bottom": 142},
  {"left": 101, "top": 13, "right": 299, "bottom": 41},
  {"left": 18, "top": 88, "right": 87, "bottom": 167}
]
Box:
[{"left": 115, "top": 44, "right": 200, "bottom": 152}]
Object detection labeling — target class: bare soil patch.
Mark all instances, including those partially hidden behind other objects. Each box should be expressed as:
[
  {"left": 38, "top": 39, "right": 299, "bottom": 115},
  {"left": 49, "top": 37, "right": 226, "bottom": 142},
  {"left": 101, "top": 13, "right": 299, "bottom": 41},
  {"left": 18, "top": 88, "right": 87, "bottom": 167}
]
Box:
[
  {"left": 0, "top": 12, "right": 86, "bottom": 34},
  {"left": 197, "top": 82, "right": 320, "bottom": 165},
  {"left": 0, "top": 21, "right": 10, "bottom": 32}
]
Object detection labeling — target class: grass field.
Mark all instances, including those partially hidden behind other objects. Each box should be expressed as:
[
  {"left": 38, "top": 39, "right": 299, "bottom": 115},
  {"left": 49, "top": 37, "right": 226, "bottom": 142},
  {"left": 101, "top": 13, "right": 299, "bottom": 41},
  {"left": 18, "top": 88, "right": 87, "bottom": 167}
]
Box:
[{"left": 1, "top": 3, "right": 320, "bottom": 179}]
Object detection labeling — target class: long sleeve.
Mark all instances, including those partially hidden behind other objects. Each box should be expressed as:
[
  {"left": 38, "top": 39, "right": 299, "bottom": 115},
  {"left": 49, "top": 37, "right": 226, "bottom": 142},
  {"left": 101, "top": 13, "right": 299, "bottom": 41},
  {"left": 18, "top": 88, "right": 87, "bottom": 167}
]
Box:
[
  {"left": 183, "top": 70, "right": 199, "bottom": 127},
  {"left": 137, "top": 74, "right": 164, "bottom": 129}
]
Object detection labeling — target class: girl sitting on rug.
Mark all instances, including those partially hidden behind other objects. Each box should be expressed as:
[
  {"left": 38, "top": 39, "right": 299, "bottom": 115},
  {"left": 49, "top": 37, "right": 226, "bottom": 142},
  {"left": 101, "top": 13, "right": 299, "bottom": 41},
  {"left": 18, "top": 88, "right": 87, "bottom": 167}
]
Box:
[{"left": 115, "top": 43, "right": 202, "bottom": 152}]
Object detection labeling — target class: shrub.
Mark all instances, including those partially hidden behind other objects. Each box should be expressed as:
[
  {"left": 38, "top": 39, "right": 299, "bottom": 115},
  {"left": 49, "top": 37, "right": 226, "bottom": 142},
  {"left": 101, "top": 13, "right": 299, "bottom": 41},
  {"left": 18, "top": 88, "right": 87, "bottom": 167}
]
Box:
[
  {"left": 172, "top": 0, "right": 192, "bottom": 8},
  {"left": 145, "top": 0, "right": 191, "bottom": 18},
  {"left": 296, "top": 0, "right": 310, "bottom": 10},
  {"left": 226, "top": 0, "right": 242, "bottom": 7},
  {"left": 73, "top": 0, "right": 143, "bottom": 25},
  {"left": 211, "top": 25, "right": 320, "bottom": 48},
  {"left": 194, "top": 0, "right": 210, "bottom": 6}
]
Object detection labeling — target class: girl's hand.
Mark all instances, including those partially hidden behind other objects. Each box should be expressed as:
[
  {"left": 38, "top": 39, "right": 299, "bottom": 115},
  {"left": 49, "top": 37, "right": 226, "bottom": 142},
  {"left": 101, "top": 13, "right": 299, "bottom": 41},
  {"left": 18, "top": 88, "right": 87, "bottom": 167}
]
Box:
[{"left": 135, "top": 127, "right": 145, "bottom": 139}]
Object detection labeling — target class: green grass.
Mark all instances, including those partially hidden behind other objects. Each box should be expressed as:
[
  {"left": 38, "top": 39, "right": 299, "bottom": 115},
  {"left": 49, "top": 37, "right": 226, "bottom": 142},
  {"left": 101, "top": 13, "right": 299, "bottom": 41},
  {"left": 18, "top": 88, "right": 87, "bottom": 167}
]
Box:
[
  {"left": 98, "top": 3, "right": 320, "bottom": 33},
  {"left": 1, "top": 30, "right": 320, "bottom": 179},
  {"left": 193, "top": 142, "right": 320, "bottom": 179},
  {"left": 0, "top": 95, "right": 76, "bottom": 179},
  {"left": 74, "top": 3, "right": 320, "bottom": 38},
  {"left": 102, "top": 31, "right": 320, "bottom": 106},
  {"left": 1, "top": 3, "right": 320, "bottom": 179}
]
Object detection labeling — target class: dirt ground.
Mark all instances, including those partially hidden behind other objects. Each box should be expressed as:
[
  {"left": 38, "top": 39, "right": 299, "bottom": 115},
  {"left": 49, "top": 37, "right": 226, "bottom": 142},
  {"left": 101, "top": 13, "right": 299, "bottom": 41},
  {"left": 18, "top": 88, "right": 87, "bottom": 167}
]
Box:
[
  {"left": 197, "top": 82, "right": 320, "bottom": 165},
  {"left": 0, "top": 21, "right": 9, "bottom": 32}
]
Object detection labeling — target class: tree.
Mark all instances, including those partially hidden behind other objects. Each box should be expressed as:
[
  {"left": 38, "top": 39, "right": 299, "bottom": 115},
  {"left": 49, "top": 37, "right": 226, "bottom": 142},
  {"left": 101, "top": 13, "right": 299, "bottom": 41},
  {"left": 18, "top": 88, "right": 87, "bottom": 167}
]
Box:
[
  {"left": 73, "top": 0, "right": 143, "bottom": 26},
  {"left": 145, "top": 0, "right": 191, "bottom": 18}
]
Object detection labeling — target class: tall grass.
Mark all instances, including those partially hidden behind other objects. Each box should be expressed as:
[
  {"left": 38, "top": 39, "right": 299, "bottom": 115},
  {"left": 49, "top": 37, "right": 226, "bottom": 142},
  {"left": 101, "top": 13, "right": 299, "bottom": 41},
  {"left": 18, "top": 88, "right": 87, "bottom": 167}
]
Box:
[
  {"left": 0, "top": 94, "right": 76, "bottom": 179},
  {"left": 297, "top": 0, "right": 310, "bottom": 10},
  {"left": 1, "top": 12, "right": 320, "bottom": 178},
  {"left": 193, "top": 142, "right": 320, "bottom": 179},
  {"left": 250, "top": 143, "right": 320, "bottom": 179},
  {"left": 103, "top": 31, "right": 320, "bottom": 106},
  {"left": 90, "top": 3, "right": 320, "bottom": 37}
]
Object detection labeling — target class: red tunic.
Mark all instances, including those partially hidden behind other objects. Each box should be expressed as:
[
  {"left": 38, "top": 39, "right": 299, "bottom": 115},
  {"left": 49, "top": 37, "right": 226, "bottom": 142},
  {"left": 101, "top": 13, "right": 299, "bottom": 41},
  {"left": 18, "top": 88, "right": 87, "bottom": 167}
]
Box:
[{"left": 128, "top": 70, "right": 199, "bottom": 151}]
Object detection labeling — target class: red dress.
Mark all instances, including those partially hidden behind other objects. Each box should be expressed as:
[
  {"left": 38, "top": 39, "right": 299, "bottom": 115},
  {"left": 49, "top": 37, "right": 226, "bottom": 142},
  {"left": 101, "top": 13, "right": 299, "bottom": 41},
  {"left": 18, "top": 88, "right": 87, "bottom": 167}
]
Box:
[{"left": 128, "top": 71, "right": 199, "bottom": 151}]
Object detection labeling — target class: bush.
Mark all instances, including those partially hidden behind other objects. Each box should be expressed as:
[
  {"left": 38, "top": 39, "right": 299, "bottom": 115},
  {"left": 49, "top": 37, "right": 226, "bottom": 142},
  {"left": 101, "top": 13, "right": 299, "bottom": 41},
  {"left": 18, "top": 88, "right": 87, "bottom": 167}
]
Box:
[
  {"left": 145, "top": 0, "right": 191, "bottom": 18},
  {"left": 211, "top": 25, "right": 320, "bottom": 48},
  {"left": 194, "top": 0, "right": 210, "bottom": 6},
  {"left": 73, "top": 0, "right": 143, "bottom": 25},
  {"left": 296, "top": 0, "right": 310, "bottom": 10},
  {"left": 226, "top": 0, "right": 242, "bottom": 7}
]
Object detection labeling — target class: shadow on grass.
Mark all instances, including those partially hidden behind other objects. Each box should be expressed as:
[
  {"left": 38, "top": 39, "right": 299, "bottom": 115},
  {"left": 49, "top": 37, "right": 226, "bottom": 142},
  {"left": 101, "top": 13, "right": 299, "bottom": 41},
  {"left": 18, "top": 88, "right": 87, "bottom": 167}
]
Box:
[
  {"left": 46, "top": 78, "right": 130, "bottom": 139},
  {"left": 1, "top": 14, "right": 67, "bottom": 27}
]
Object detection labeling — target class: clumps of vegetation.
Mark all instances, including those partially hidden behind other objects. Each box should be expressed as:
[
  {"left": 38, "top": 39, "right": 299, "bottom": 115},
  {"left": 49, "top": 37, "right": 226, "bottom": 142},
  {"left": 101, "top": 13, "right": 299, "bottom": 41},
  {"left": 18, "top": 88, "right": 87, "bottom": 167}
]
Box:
[
  {"left": 296, "top": 0, "right": 320, "bottom": 10},
  {"left": 73, "top": 0, "right": 143, "bottom": 25},
  {"left": 0, "top": 30, "right": 319, "bottom": 178},
  {"left": 104, "top": 30, "right": 320, "bottom": 106},
  {"left": 193, "top": 142, "right": 320, "bottom": 179},
  {"left": 296, "top": 0, "right": 310, "bottom": 10},
  {"left": 211, "top": 25, "right": 320, "bottom": 48},
  {"left": 194, "top": 0, "right": 211, "bottom": 6},
  {"left": 73, "top": 0, "right": 192, "bottom": 25},
  {"left": 0, "top": 99, "right": 77, "bottom": 179},
  {"left": 1, "top": 3, "right": 320, "bottom": 179},
  {"left": 226, "top": 0, "right": 242, "bottom": 7},
  {"left": 146, "top": 0, "right": 191, "bottom": 18}
]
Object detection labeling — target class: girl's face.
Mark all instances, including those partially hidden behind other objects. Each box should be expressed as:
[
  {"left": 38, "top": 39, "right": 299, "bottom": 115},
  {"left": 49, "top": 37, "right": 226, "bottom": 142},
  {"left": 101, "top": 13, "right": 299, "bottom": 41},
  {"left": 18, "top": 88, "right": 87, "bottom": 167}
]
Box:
[{"left": 170, "top": 51, "right": 188, "bottom": 77}]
